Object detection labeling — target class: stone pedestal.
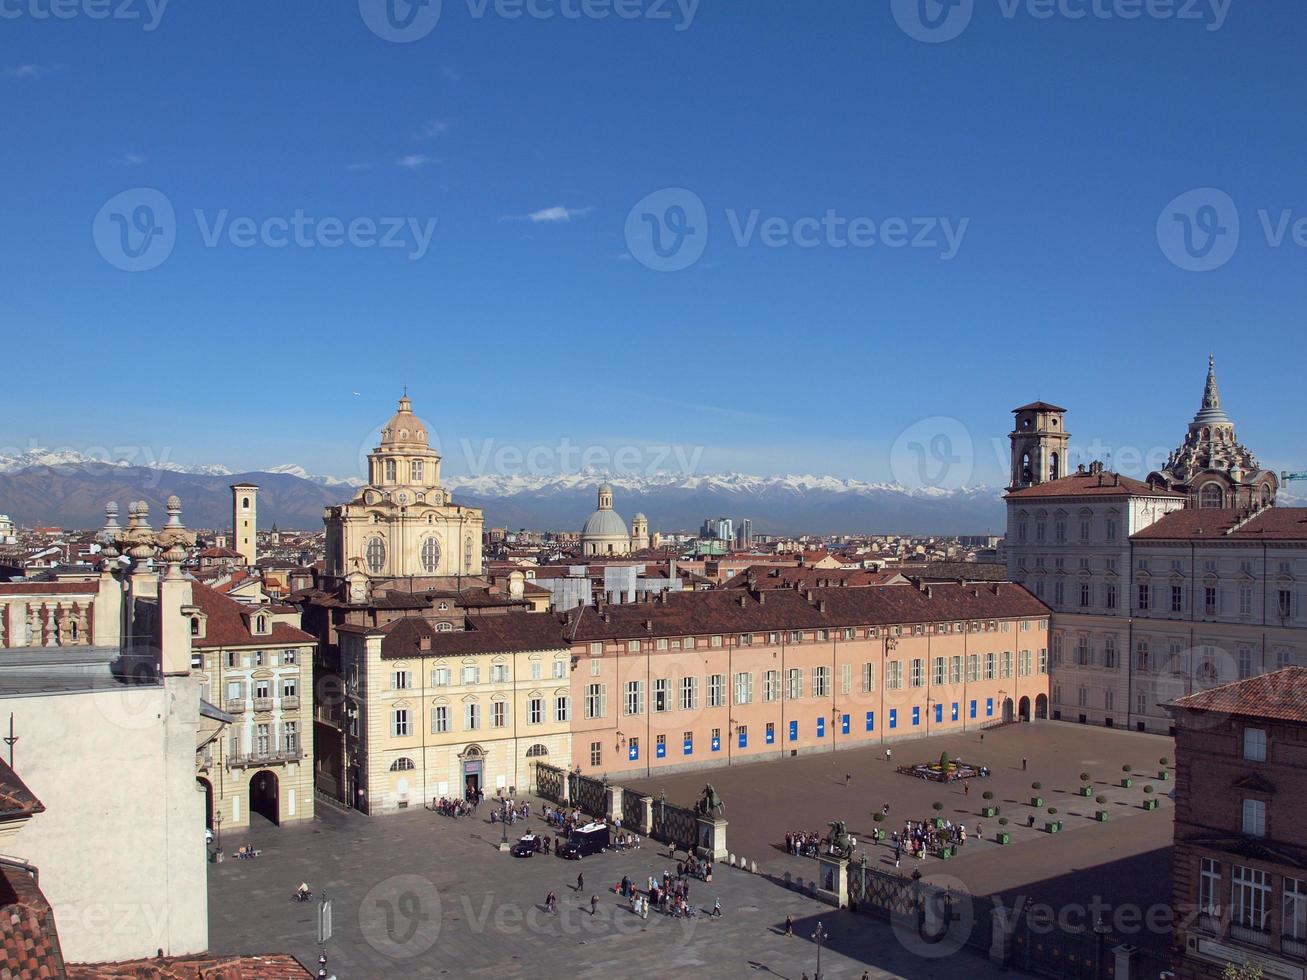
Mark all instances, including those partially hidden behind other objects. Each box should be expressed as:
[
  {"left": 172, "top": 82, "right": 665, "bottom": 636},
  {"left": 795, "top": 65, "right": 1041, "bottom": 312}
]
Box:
[
  {"left": 606, "top": 786, "right": 623, "bottom": 824},
  {"left": 815, "top": 854, "right": 848, "bottom": 908},
  {"left": 639, "top": 796, "right": 653, "bottom": 835},
  {"left": 989, "top": 906, "right": 1015, "bottom": 965},
  {"left": 696, "top": 816, "right": 728, "bottom": 861}
]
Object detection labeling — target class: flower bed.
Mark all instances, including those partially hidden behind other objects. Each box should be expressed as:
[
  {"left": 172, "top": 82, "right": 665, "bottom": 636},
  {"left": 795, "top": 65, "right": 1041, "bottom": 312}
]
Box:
[{"left": 896, "top": 761, "right": 987, "bottom": 783}]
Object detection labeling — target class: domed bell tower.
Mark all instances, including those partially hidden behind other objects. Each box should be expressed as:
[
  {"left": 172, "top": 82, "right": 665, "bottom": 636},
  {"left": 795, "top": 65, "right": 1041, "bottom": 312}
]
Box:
[{"left": 1009, "top": 402, "right": 1070, "bottom": 491}]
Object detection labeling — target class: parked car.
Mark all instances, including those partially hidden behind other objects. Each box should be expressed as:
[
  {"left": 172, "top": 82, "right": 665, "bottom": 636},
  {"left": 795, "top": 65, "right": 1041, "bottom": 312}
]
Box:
[
  {"left": 205, "top": 827, "right": 214, "bottom": 845},
  {"left": 560, "top": 822, "right": 609, "bottom": 859},
  {"left": 512, "top": 834, "right": 540, "bottom": 857}
]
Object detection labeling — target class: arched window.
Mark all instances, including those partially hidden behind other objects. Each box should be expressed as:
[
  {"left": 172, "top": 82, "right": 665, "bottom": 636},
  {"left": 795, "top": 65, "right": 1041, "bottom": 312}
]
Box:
[
  {"left": 1261, "top": 484, "right": 1272, "bottom": 506},
  {"left": 421, "top": 537, "right": 441, "bottom": 574},
  {"left": 366, "top": 536, "right": 387, "bottom": 573},
  {"left": 1049, "top": 452, "right": 1060, "bottom": 481},
  {"left": 526, "top": 744, "right": 549, "bottom": 758},
  {"left": 1020, "top": 452, "right": 1033, "bottom": 484},
  {"left": 464, "top": 536, "right": 473, "bottom": 569},
  {"left": 242, "top": 497, "right": 250, "bottom": 510},
  {"left": 389, "top": 758, "right": 416, "bottom": 772},
  {"left": 190, "top": 617, "right": 200, "bottom": 636},
  {"left": 1200, "top": 483, "right": 1223, "bottom": 509},
  {"left": 436, "top": 622, "right": 453, "bottom": 632}
]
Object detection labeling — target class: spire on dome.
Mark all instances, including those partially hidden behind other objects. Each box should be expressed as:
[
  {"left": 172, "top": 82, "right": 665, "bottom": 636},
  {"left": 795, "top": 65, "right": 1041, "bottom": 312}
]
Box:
[{"left": 1191, "top": 354, "right": 1231, "bottom": 427}]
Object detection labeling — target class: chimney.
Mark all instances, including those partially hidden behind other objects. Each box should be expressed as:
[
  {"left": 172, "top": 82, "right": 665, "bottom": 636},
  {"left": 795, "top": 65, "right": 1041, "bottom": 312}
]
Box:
[
  {"left": 817, "top": 599, "right": 827, "bottom": 613},
  {"left": 419, "top": 635, "right": 432, "bottom": 651},
  {"left": 925, "top": 585, "right": 933, "bottom": 599},
  {"left": 758, "top": 592, "right": 766, "bottom": 605},
  {"left": 645, "top": 619, "right": 653, "bottom": 632}
]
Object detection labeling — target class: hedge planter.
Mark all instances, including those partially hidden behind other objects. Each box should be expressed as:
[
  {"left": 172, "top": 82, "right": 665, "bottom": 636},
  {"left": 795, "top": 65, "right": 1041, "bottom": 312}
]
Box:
[
  {"left": 932, "top": 817, "right": 946, "bottom": 830},
  {"left": 981, "top": 806, "right": 998, "bottom": 818},
  {"left": 1079, "top": 787, "right": 1093, "bottom": 798},
  {"left": 1159, "top": 771, "right": 1171, "bottom": 781},
  {"left": 1045, "top": 821, "right": 1063, "bottom": 834},
  {"left": 1143, "top": 799, "right": 1161, "bottom": 811},
  {"left": 1121, "top": 778, "right": 1133, "bottom": 789},
  {"left": 997, "top": 832, "right": 1011, "bottom": 845},
  {"left": 1030, "top": 796, "right": 1044, "bottom": 808},
  {"left": 1095, "top": 810, "right": 1109, "bottom": 822},
  {"left": 939, "top": 847, "right": 953, "bottom": 860}
]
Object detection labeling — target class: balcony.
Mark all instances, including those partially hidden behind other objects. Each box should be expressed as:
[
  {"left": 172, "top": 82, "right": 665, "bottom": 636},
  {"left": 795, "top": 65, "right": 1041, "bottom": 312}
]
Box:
[
  {"left": 1229, "top": 923, "right": 1271, "bottom": 949},
  {"left": 315, "top": 704, "right": 343, "bottom": 727},
  {"left": 226, "top": 749, "right": 304, "bottom": 770},
  {"left": 1197, "top": 913, "right": 1220, "bottom": 936},
  {"left": 1282, "top": 937, "right": 1306, "bottom": 959},
  {"left": 224, "top": 699, "right": 246, "bottom": 714},
  {"left": 281, "top": 695, "right": 300, "bottom": 711},
  {"left": 253, "top": 697, "right": 274, "bottom": 713}
]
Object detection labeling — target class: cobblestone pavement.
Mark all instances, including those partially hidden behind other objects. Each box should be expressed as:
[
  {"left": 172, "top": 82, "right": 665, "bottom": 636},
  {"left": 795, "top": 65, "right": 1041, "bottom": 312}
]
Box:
[
  {"left": 207, "top": 800, "right": 1033, "bottom": 979},
  {"left": 623, "top": 720, "right": 1177, "bottom": 952}
]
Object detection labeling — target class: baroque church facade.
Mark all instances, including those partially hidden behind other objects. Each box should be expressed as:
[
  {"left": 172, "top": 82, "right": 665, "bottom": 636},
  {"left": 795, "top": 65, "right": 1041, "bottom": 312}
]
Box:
[
  {"left": 322, "top": 395, "right": 485, "bottom": 592},
  {"left": 579, "top": 483, "right": 649, "bottom": 556}
]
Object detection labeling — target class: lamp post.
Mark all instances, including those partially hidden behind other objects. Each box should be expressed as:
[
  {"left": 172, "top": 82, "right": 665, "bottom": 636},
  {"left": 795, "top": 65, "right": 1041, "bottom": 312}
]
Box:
[
  {"left": 1092, "top": 915, "right": 1111, "bottom": 978},
  {"left": 500, "top": 796, "right": 510, "bottom": 847},
  {"left": 812, "top": 920, "right": 827, "bottom": 980}
]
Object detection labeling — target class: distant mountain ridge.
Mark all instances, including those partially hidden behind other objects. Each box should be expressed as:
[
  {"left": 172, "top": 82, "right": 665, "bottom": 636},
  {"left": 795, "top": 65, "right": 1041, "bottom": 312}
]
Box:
[{"left": 0, "top": 450, "right": 1298, "bottom": 535}]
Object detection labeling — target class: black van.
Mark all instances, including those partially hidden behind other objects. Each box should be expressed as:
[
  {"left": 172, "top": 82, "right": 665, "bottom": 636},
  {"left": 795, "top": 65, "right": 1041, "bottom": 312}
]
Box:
[{"left": 560, "top": 822, "right": 609, "bottom": 859}]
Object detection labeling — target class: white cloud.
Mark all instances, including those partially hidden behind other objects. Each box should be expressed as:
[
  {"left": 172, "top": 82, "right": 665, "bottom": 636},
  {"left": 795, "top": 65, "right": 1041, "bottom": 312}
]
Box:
[
  {"left": 3, "top": 64, "right": 56, "bottom": 79},
  {"left": 499, "top": 205, "right": 593, "bottom": 224},
  {"left": 396, "top": 154, "right": 433, "bottom": 169},
  {"left": 419, "top": 120, "right": 450, "bottom": 139}
]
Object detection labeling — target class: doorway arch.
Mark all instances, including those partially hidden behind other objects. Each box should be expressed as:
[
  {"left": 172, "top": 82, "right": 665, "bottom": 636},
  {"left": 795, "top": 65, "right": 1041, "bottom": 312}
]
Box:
[
  {"left": 249, "top": 770, "right": 280, "bottom": 826},
  {"left": 1018, "top": 696, "right": 1032, "bottom": 722},
  {"left": 1002, "top": 698, "right": 1015, "bottom": 723},
  {"left": 1035, "top": 693, "right": 1049, "bottom": 719},
  {"left": 197, "top": 777, "right": 213, "bottom": 830}
]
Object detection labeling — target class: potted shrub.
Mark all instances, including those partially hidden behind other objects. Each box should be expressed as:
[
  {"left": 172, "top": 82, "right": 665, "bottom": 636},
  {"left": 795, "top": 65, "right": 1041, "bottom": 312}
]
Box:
[
  {"left": 981, "top": 790, "right": 998, "bottom": 818},
  {"left": 873, "top": 812, "right": 885, "bottom": 839},
  {"left": 1030, "top": 782, "right": 1044, "bottom": 808},
  {"left": 1045, "top": 806, "right": 1063, "bottom": 833},
  {"left": 997, "top": 816, "right": 1010, "bottom": 844},
  {"left": 1158, "top": 756, "right": 1171, "bottom": 781},
  {"left": 1121, "top": 765, "right": 1133, "bottom": 789},
  {"left": 932, "top": 801, "right": 945, "bottom": 828},
  {"left": 1143, "top": 785, "right": 1160, "bottom": 811},
  {"left": 940, "top": 751, "right": 950, "bottom": 772},
  {"left": 1095, "top": 794, "right": 1109, "bottom": 822}
]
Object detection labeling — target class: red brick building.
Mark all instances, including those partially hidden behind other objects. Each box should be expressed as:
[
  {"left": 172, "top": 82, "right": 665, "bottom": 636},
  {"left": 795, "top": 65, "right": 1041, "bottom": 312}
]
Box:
[{"left": 1168, "top": 667, "right": 1307, "bottom": 978}]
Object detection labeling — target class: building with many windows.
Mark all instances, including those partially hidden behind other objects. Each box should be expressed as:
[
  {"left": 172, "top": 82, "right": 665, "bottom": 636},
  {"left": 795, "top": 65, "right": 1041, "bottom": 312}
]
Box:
[
  {"left": 1168, "top": 668, "right": 1307, "bottom": 978},
  {"left": 190, "top": 582, "right": 315, "bottom": 831}
]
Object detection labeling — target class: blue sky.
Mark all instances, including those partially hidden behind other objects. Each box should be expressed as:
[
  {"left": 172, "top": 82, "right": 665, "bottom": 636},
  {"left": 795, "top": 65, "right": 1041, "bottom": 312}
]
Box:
[{"left": 2, "top": 0, "right": 1304, "bottom": 487}]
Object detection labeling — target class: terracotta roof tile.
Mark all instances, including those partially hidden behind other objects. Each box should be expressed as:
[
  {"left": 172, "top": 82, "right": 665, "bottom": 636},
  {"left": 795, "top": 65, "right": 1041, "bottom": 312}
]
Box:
[
  {"left": 1170, "top": 667, "right": 1307, "bottom": 724},
  {"left": 69, "top": 953, "right": 312, "bottom": 978},
  {"left": 190, "top": 583, "right": 314, "bottom": 648},
  {"left": 1133, "top": 507, "right": 1307, "bottom": 542},
  {"left": 1006, "top": 471, "right": 1184, "bottom": 500}
]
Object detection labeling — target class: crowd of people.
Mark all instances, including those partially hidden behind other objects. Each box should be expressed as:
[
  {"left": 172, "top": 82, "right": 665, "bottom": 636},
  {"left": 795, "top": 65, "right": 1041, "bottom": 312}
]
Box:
[
  {"left": 489, "top": 800, "right": 531, "bottom": 825},
  {"left": 783, "top": 831, "right": 825, "bottom": 858},
  {"left": 890, "top": 817, "right": 975, "bottom": 864},
  {"left": 434, "top": 796, "right": 475, "bottom": 818}
]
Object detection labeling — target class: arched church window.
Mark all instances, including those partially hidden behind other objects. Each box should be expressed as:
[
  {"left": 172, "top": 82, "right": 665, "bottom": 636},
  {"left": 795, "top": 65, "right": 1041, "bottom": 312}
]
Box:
[
  {"left": 421, "top": 537, "right": 441, "bottom": 574},
  {"left": 465, "top": 536, "right": 473, "bottom": 569},
  {"left": 390, "top": 758, "right": 416, "bottom": 771},
  {"left": 1261, "top": 484, "right": 1271, "bottom": 506},
  {"left": 366, "top": 536, "right": 387, "bottom": 573},
  {"left": 1200, "top": 483, "right": 1223, "bottom": 509},
  {"left": 436, "top": 622, "right": 453, "bottom": 632},
  {"left": 1021, "top": 452, "right": 1032, "bottom": 484},
  {"left": 411, "top": 460, "right": 424, "bottom": 483},
  {"left": 526, "top": 744, "right": 549, "bottom": 758},
  {"left": 1050, "top": 452, "right": 1060, "bottom": 481},
  {"left": 242, "top": 497, "right": 250, "bottom": 510}
]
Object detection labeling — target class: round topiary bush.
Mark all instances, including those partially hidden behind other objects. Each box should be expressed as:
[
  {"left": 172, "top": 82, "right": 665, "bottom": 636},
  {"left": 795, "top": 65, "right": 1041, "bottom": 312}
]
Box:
[
  {"left": 1048, "top": 807, "right": 1058, "bottom": 815},
  {"left": 1032, "top": 782, "right": 1042, "bottom": 791},
  {"left": 873, "top": 812, "right": 884, "bottom": 822},
  {"left": 1159, "top": 757, "right": 1169, "bottom": 766},
  {"left": 998, "top": 817, "right": 1009, "bottom": 826},
  {"left": 982, "top": 791, "right": 994, "bottom": 801},
  {"left": 940, "top": 752, "right": 950, "bottom": 771},
  {"left": 932, "top": 801, "right": 943, "bottom": 812},
  {"left": 1079, "top": 772, "right": 1090, "bottom": 782},
  {"left": 1095, "top": 795, "right": 1106, "bottom": 805},
  {"left": 1144, "top": 785, "right": 1155, "bottom": 795},
  {"left": 1122, "top": 764, "right": 1132, "bottom": 773}
]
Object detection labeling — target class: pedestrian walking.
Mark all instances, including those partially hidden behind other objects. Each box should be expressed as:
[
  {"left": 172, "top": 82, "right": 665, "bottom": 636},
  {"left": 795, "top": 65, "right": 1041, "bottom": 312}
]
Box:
[
  {"left": 713, "top": 898, "right": 722, "bottom": 917},
  {"left": 577, "top": 872, "right": 584, "bottom": 892},
  {"left": 845, "top": 773, "right": 851, "bottom": 787},
  {"left": 785, "top": 914, "right": 795, "bottom": 936},
  {"left": 885, "top": 747, "right": 892, "bottom": 763},
  {"left": 1022, "top": 757, "right": 1028, "bottom": 771},
  {"left": 591, "top": 895, "right": 598, "bottom": 916},
  {"left": 964, "top": 782, "right": 970, "bottom": 797}
]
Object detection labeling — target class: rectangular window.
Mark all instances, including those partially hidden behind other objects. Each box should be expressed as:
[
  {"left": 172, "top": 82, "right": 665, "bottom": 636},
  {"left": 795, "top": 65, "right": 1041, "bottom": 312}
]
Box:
[
  {"left": 680, "top": 676, "right": 699, "bottom": 711},
  {"left": 985, "top": 652, "right": 995, "bottom": 680},
  {"left": 1238, "top": 647, "right": 1253, "bottom": 680},
  {"left": 584, "top": 684, "right": 605, "bottom": 719},
  {"left": 1054, "top": 581, "right": 1064, "bottom": 606},
  {"left": 764, "top": 669, "right": 780, "bottom": 702},
  {"left": 491, "top": 663, "right": 508, "bottom": 683},
  {"left": 862, "top": 662, "right": 877, "bottom": 692},
  {"left": 492, "top": 701, "right": 506, "bottom": 728},
  {"left": 1205, "top": 587, "right": 1218, "bottom": 616},
  {"left": 1105, "top": 584, "right": 1117, "bottom": 610},
  {"left": 1171, "top": 586, "right": 1183, "bottom": 613},
  {"left": 841, "top": 663, "right": 852, "bottom": 696},
  {"left": 787, "top": 668, "right": 804, "bottom": 700},
  {"left": 1239, "top": 585, "right": 1253, "bottom": 618},
  {"left": 709, "top": 674, "right": 726, "bottom": 708},
  {"left": 1244, "top": 727, "right": 1267, "bottom": 762},
  {"left": 1019, "top": 650, "right": 1032, "bottom": 676},
  {"left": 590, "top": 741, "right": 602, "bottom": 767},
  {"left": 1232, "top": 865, "right": 1271, "bottom": 932},
  {"left": 1138, "top": 583, "right": 1150, "bottom": 611},
  {"left": 464, "top": 703, "right": 480, "bottom": 730},
  {"left": 1199, "top": 858, "right": 1221, "bottom": 917},
  {"left": 653, "top": 678, "right": 669, "bottom": 712},
  {"left": 734, "top": 671, "right": 753, "bottom": 705},
  {"left": 1103, "top": 640, "right": 1116, "bottom": 669},
  {"left": 393, "top": 669, "right": 411, "bottom": 690},
  {"left": 528, "top": 698, "right": 543, "bottom": 725},
  {"left": 1285, "top": 878, "right": 1307, "bottom": 942},
  {"left": 812, "top": 667, "right": 829, "bottom": 698},
  {"left": 932, "top": 657, "right": 945, "bottom": 685},
  {"left": 553, "top": 659, "right": 566, "bottom": 679},
  {"left": 555, "top": 694, "right": 570, "bottom": 723},
  {"left": 392, "top": 708, "right": 410, "bottom": 737},
  {"left": 910, "top": 659, "right": 924, "bottom": 688},
  {"left": 462, "top": 665, "right": 480, "bottom": 685},
  {"left": 432, "top": 667, "right": 450, "bottom": 687},
  {"left": 887, "top": 661, "right": 902, "bottom": 691},
  {"left": 1280, "top": 589, "right": 1294, "bottom": 618},
  {"left": 949, "top": 656, "right": 963, "bottom": 684},
  {"left": 590, "top": 657, "right": 602, "bottom": 677},
  {"left": 282, "top": 649, "right": 297, "bottom": 665},
  {"left": 1001, "top": 651, "right": 1013, "bottom": 678},
  {"left": 1079, "top": 582, "right": 1091, "bottom": 608},
  {"left": 625, "top": 680, "right": 644, "bottom": 716},
  {"left": 1242, "top": 799, "right": 1267, "bottom": 837}
]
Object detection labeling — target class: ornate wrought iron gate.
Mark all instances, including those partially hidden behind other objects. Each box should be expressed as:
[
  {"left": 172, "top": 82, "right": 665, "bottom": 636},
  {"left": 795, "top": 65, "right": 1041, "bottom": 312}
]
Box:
[{"left": 535, "top": 763, "right": 564, "bottom": 804}]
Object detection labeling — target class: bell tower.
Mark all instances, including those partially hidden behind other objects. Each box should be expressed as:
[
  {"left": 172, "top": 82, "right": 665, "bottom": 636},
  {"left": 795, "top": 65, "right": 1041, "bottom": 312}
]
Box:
[
  {"left": 1008, "top": 402, "right": 1070, "bottom": 491},
  {"left": 231, "top": 482, "right": 258, "bottom": 566}
]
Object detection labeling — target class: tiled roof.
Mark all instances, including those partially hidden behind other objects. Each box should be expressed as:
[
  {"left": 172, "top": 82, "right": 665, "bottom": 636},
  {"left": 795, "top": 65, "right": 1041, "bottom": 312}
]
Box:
[
  {"left": 190, "top": 583, "right": 314, "bottom": 648},
  {"left": 1133, "top": 507, "right": 1307, "bottom": 542},
  {"left": 380, "top": 612, "right": 569, "bottom": 659},
  {"left": 68, "top": 954, "right": 312, "bottom": 977},
  {"left": 1170, "top": 667, "right": 1307, "bottom": 724},
  {"left": 0, "top": 582, "right": 96, "bottom": 596},
  {"left": 1012, "top": 401, "right": 1067, "bottom": 412},
  {"left": 0, "top": 759, "right": 43, "bottom": 821},
  {"left": 0, "top": 864, "right": 64, "bottom": 979},
  {"left": 1006, "top": 471, "right": 1184, "bottom": 500},
  {"left": 719, "top": 566, "right": 906, "bottom": 590}
]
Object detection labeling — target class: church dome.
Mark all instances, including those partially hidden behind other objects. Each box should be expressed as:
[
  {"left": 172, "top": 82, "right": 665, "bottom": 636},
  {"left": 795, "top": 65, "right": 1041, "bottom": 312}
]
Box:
[
  {"left": 582, "top": 509, "right": 630, "bottom": 539},
  {"left": 379, "top": 395, "right": 430, "bottom": 449}
]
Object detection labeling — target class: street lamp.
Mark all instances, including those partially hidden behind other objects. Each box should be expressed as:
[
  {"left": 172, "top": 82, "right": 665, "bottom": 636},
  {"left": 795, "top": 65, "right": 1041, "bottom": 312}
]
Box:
[
  {"left": 500, "top": 796, "right": 510, "bottom": 847},
  {"left": 1092, "top": 915, "right": 1111, "bottom": 978},
  {"left": 812, "top": 920, "right": 828, "bottom": 980}
]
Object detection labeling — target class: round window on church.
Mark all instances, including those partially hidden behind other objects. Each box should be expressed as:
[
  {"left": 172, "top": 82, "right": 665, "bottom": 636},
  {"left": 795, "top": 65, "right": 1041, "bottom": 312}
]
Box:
[
  {"left": 421, "top": 536, "right": 441, "bottom": 574},
  {"left": 366, "top": 536, "right": 387, "bottom": 574}
]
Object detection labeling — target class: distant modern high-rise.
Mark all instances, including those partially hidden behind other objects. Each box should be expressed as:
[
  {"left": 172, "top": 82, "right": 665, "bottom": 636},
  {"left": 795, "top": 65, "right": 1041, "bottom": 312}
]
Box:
[
  {"left": 700, "top": 516, "right": 733, "bottom": 542},
  {"left": 737, "top": 518, "right": 753, "bottom": 548}
]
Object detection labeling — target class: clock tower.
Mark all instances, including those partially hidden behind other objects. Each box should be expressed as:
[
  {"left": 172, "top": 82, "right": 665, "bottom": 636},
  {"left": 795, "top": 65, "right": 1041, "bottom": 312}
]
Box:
[{"left": 1008, "top": 401, "right": 1070, "bottom": 491}]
